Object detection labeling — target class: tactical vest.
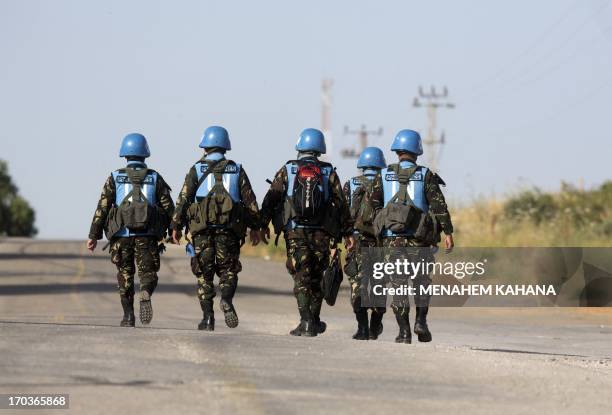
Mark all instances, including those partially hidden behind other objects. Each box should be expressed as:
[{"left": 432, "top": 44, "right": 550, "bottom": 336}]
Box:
[
  {"left": 284, "top": 159, "right": 332, "bottom": 230},
  {"left": 111, "top": 162, "right": 158, "bottom": 237},
  {"left": 381, "top": 160, "right": 429, "bottom": 237},
  {"left": 194, "top": 159, "right": 241, "bottom": 203},
  {"left": 186, "top": 157, "right": 247, "bottom": 237}
]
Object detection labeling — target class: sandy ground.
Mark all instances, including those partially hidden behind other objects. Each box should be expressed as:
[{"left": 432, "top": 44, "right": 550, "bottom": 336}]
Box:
[{"left": 1, "top": 238, "right": 611, "bottom": 415}]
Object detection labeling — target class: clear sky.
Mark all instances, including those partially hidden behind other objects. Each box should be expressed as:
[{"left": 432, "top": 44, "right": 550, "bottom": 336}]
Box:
[{"left": 1, "top": 0, "right": 611, "bottom": 239}]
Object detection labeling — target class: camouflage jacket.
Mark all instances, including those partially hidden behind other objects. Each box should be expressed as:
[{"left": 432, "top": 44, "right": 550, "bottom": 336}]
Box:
[
  {"left": 372, "top": 169, "right": 454, "bottom": 235},
  {"left": 88, "top": 169, "right": 175, "bottom": 240},
  {"left": 171, "top": 158, "right": 260, "bottom": 232},
  {"left": 260, "top": 158, "right": 354, "bottom": 239}
]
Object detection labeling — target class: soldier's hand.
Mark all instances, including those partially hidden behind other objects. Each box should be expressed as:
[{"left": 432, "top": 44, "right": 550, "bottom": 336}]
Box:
[
  {"left": 260, "top": 228, "right": 269, "bottom": 245},
  {"left": 344, "top": 235, "right": 356, "bottom": 252},
  {"left": 172, "top": 229, "right": 182, "bottom": 245},
  {"left": 86, "top": 239, "right": 97, "bottom": 252},
  {"left": 444, "top": 234, "right": 454, "bottom": 253},
  {"left": 250, "top": 229, "right": 261, "bottom": 246}
]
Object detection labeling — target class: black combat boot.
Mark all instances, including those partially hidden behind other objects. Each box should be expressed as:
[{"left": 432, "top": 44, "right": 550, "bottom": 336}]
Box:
[
  {"left": 120, "top": 295, "right": 135, "bottom": 327},
  {"left": 311, "top": 299, "right": 326, "bottom": 334},
  {"left": 198, "top": 300, "right": 215, "bottom": 331},
  {"left": 414, "top": 307, "right": 432, "bottom": 342},
  {"left": 219, "top": 298, "right": 239, "bottom": 328},
  {"left": 394, "top": 311, "right": 412, "bottom": 344},
  {"left": 290, "top": 303, "right": 317, "bottom": 337},
  {"left": 139, "top": 291, "right": 153, "bottom": 325},
  {"left": 369, "top": 311, "right": 384, "bottom": 340},
  {"left": 352, "top": 309, "right": 369, "bottom": 340},
  {"left": 290, "top": 320, "right": 317, "bottom": 337}
]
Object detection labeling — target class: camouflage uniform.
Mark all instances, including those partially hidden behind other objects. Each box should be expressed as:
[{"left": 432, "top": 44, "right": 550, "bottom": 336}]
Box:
[
  {"left": 88, "top": 171, "right": 174, "bottom": 300},
  {"left": 171, "top": 157, "right": 260, "bottom": 315},
  {"left": 342, "top": 177, "right": 385, "bottom": 313},
  {"left": 261, "top": 158, "right": 353, "bottom": 332},
  {"left": 376, "top": 169, "right": 453, "bottom": 341}
]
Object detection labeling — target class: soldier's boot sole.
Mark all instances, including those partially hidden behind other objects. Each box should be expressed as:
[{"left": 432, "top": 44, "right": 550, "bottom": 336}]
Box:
[
  {"left": 220, "top": 299, "right": 239, "bottom": 328},
  {"left": 139, "top": 292, "right": 153, "bottom": 325},
  {"left": 317, "top": 321, "right": 327, "bottom": 334}
]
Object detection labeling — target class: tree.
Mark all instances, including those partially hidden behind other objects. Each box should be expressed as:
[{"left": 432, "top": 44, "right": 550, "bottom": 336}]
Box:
[{"left": 0, "top": 160, "right": 37, "bottom": 236}]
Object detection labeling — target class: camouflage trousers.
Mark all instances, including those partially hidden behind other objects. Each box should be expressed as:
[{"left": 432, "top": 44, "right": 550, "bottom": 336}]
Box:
[
  {"left": 110, "top": 236, "right": 161, "bottom": 298},
  {"left": 344, "top": 235, "right": 386, "bottom": 314},
  {"left": 382, "top": 237, "right": 434, "bottom": 318},
  {"left": 190, "top": 229, "right": 242, "bottom": 305},
  {"left": 285, "top": 230, "right": 330, "bottom": 321}
]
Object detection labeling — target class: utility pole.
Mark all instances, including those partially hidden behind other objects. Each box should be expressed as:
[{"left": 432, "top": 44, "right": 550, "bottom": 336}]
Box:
[
  {"left": 321, "top": 79, "right": 334, "bottom": 161},
  {"left": 412, "top": 85, "right": 455, "bottom": 171},
  {"left": 340, "top": 124, "right": 383, "bottom": 159}
]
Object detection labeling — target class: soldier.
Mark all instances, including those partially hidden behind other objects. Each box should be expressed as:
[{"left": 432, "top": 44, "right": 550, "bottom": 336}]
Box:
[
  {"left": 171, "top": 126, "right": 261, "bottom": 331},
  {"left": 260, "top": 128, "right": 355, "bottom": 337},
  {"left": 374, "top": 129, "right": 454, "bottom": 343},
  {"left": 87, "top": 133, "right": 175, "bottom": 327},
  {"left": 343, "top": 147, "right": 386, "bottom": 340}
]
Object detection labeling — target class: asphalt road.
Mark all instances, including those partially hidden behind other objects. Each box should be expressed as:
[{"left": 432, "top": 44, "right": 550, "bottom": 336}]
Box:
[{"left": 1, "top": 238, "right": 611, "bottom": 415}]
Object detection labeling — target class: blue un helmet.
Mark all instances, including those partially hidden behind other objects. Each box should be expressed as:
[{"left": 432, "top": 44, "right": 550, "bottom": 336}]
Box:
[
  {"left": 295, "top": 128, "right": 326, "bottom": 154},
  {"left": 357, "top": 146, "right": 386, "bottom": 169},
  {"left": 119, "top": 133, "right": 151, "bottom": 158},
  {"left": 390, "top": 129, "right": 423, "bottom": 155},
  {"left": 199, "top": 126, "right": 231, "bottom": 150}
]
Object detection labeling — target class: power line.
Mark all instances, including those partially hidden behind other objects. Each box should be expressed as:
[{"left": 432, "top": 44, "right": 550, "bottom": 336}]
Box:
[
  {"left": 471, "top": 0, "right": 611, "bottom": 101},
  {"left": 340, "top": 125, "right": 383, "bottom": 159},
  {"left": 413, "top": 86, "right": 455, "bottom": 172},
  {"left": 467, "top": 0, "right": 582, "bottom": 99}
]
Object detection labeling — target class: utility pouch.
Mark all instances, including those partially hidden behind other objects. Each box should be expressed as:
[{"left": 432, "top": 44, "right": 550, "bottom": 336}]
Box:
[
  {"left": 187, "top": 202, "right": 208, "bottom": 235},
  {"left": 150, "top": 207, "right": 170, "bottom": 240},
  {"left": 104, "top": 205, "right": 122, "bottom": 240},
  {"left": 414, "top": 213, "right": 441, "bottom": 245},
  {"left": 229, "top": 202, "right": 248, "bottom": 238}
]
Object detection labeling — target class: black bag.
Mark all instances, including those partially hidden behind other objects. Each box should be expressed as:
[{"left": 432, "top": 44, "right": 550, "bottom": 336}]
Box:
[
  {"left": 291, "top": 161, "right": 325, "bottom": 223},
  {"left": 322, "top": 249, "right": 344, "bottom": 306}
]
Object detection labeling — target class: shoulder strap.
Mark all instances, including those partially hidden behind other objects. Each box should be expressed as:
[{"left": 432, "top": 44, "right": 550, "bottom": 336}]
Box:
[
  {"left": 389, "top": 165, "right": 419, "bottom": 204},
  {"left": 196, "top": 159, "right": 225, "bottom": 190},
  {"left": 124, "top": 167, "right": 149, "bottom": 203}
]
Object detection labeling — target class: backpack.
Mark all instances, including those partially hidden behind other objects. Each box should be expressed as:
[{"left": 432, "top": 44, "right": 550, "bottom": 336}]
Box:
[
  {"left": 373, "top": 165, "right": 424, "bottom": 237},
  {"left": 117, "top": 167, "right": 152, "bottom": 232},
  {"left": 187, "top": 160, "right": 247, "bottom": 237},
  {"left": 350, "top": 176, "right": 377, "bottom": 237},
  {"left": 291, "top": 161, "right": 325, "bottom": 223}
]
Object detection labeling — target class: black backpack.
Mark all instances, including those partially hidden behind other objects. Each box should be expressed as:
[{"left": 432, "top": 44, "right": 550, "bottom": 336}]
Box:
[
  {"left": 291, "top": 161, "right": 325, "bottom": 223},
  {"left": 118, "top": 167, "right": 152, "bottom": 232}
]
